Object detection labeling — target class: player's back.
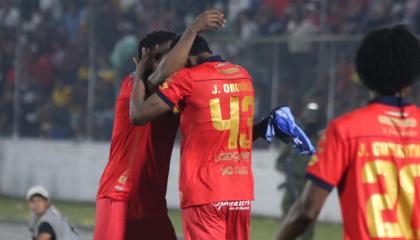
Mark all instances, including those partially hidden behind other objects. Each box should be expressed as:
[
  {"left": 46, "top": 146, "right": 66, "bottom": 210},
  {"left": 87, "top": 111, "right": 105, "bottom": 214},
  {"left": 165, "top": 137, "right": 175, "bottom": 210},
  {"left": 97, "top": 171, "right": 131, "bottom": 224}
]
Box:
[
  {"left": 173, "top": 58, "right": 254, "bottom": 208},
  {"left": 97, "top": 74, "right": 178, "bottom": 215},
  {"left": 309, "top": 97, "right": 420, "bottom": 240}
]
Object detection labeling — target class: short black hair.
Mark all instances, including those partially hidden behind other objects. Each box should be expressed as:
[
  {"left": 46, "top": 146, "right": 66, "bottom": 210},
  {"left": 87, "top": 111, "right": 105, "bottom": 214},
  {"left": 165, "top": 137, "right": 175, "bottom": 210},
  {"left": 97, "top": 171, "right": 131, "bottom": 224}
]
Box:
[
  {"left": 170, "top": 34, "right": 212, "bottom": 56},
  {"left": 138, "top": 30, "right": 176, "bottom": 58},
  {"left": 355, "top": 25, "right": 420, "bottom": 95},
  {"left": 30, "top": 194, "right": 48, "bottom": 201}
]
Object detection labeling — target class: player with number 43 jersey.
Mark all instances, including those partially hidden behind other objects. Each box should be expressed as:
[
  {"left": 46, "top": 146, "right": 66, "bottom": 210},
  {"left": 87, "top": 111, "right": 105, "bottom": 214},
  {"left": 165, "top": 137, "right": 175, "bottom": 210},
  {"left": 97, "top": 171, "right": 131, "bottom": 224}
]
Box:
[
  {"left": 277, "top": 25, "right": 420, "bottom": 240},
  {"left": 159, "top": 52, "right": 255, "bottom": 240},
  {"left": 158, "top": 53, "right": 255, "bottom": 209}
]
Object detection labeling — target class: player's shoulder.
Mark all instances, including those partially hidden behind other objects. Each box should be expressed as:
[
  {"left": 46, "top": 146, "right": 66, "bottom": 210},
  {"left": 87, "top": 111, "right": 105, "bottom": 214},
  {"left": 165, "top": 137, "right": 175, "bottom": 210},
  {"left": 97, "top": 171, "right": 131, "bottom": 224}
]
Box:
[
  {"left": 189, "top": 61, "right": 251, "bottom": 80},
  {"left": 172, "top": 64, "right": 207, "bottom": 80},
  {"left": 118, "top": 73, "right": 135, "bottom": 98},
  {"left": 334, "top": 105, "right": 372, "bottom": 123},
  {"left": 229, "top": 62, "right": 250, "bottom": 74},
  {"left": 406, "top": 104, "right": 420, "bottom": 116},
  {"left": 121, "top": 72, "right": 135, "bottom": 85},
  {"left": 169, "top": 67, "right": 192, "bottom": 80},
  {"left": 222, "top": 62, "right": 251, "bottom": 77},
  {"left": 328, "top": 105, "right": 374, "bottom": 136}
]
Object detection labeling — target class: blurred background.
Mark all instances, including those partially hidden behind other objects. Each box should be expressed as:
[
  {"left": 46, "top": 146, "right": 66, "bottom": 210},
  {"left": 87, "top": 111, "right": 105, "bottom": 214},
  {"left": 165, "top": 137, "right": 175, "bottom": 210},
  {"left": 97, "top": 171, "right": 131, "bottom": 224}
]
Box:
[{"left": 1, "top": 0, "right": 420, "bottom": 239}]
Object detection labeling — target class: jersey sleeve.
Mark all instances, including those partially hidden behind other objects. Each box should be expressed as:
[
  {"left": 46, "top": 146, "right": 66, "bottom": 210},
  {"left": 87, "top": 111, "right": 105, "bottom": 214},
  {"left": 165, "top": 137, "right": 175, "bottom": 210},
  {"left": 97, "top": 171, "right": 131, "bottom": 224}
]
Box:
[
  {"left": 157, "top": 69, "right": 192, "bottom": 108},
  {"left": 306, "top": 121, "right": 348, "bottom": 191},
  {"left": 118, "top": 74, "right": 134, "bottom": 100}
]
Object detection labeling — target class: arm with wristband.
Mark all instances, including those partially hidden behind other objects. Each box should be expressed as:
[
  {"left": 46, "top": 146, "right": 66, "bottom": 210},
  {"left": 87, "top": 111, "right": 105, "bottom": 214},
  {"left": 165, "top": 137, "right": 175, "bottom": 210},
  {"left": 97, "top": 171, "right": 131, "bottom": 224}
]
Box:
[{"left": 130, "top": 10, "right": 225, "bottom": 125}]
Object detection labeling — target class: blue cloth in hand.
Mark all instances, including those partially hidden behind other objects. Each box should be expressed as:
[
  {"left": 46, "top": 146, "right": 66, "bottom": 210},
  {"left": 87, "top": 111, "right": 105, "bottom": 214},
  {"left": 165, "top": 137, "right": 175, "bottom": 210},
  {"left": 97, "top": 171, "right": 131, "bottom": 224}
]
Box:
[{"left": 265, "top": 106, "right": 316, "bottom": 155}]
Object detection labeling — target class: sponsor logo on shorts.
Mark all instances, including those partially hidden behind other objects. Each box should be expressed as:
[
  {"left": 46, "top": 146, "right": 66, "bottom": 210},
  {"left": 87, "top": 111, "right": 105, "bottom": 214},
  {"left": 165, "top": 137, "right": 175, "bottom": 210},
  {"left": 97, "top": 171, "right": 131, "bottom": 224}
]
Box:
[
  {"left": 114, "top": 185, "right": 125, "bottom": 191},
  {"left": 213, "top": 200, "right": 251, "bottom": 211}
]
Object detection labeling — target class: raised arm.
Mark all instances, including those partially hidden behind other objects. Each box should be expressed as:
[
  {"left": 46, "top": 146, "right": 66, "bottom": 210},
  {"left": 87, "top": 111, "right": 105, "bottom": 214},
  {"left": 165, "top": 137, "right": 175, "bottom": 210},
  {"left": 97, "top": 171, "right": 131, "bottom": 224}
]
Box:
[
  {"left": 130, "top": 50, "right": 172, "bottom": 125},
  {"left": 147, "top": 10, "right": 225, "bottom": 89},
  {"left": 131, "top": 10, "right": 224, "bottom": 125}
]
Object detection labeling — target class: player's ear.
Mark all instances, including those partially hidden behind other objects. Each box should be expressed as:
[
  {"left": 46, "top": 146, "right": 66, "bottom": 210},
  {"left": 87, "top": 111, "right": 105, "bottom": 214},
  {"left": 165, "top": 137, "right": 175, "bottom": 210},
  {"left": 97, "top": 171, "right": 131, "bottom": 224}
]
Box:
[
  {"left": 186, "top": 58, "right": 192, "bottom": 67},
  {"left": 187, "top": 56, "right": 198, "bottom": 67},
  {"left": 152, "top": 44, "right": 160, "bottom": 54}
]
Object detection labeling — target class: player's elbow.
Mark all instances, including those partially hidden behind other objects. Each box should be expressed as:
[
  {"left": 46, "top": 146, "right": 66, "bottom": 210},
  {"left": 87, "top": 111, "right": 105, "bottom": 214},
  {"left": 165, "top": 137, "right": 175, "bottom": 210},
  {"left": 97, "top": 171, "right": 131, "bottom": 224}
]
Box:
[
  {"left": 147, "top": 68, "right": 167, "bottom": 88},
  {"left": 296, "top": 196, "right": 322, "bottom": 222},
  {"left": 131, "top": 117, "right": 148, "bottom": 126},
  {"left": 276, "top": 200, "right": 318, "bottom": 240},
  {"left": 146, "top": 75, "right": 159, "bottom": 88},
  {"left": 284, "top": 202, "right": 318, "bottom": 233},
  {"left": 130, "top": 112, "right": 148, "bottom": 126},
  {"left": 296, "top": 208, "right": 318, "bottom": 224}
]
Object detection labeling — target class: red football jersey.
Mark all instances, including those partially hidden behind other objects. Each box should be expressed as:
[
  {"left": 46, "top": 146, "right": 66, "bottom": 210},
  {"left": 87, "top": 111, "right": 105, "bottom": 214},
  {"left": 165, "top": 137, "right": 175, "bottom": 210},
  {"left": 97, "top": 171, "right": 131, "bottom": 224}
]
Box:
[
  {"left": 96, "top": 73, "right": 178, "bottom": 217},
  {"left": 158, "top": 56, "right": 255, "bottom": 208},
  {"left": 307, "top": 98, "right": 420, "bottom": 240}
]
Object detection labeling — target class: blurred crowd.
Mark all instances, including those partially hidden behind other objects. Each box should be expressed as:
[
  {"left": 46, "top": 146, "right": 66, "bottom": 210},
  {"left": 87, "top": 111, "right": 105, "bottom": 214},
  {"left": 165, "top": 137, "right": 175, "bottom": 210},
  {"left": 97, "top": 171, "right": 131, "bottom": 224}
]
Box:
[{"left": 1, "top": 0, "right": 420, "bottom": 140}]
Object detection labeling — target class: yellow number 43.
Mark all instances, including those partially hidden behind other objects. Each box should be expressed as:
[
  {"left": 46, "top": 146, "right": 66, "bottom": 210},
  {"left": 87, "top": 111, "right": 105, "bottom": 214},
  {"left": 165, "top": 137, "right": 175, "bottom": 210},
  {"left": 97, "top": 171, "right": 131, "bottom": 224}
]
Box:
[{"left": 209, "top": 96, "right": 254, "bottom": 150}]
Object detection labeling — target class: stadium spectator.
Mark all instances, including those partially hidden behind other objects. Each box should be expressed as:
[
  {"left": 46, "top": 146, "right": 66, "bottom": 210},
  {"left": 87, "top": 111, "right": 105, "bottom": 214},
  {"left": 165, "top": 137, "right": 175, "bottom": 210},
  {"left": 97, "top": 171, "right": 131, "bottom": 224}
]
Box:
[
  {"left": 110, "top": 21, "right": 137, "bottom": 83},
  {"left": 228, "top": 0, "right": 252, "bottom": 21},
  {"left": 27, "top": 185, "right": 81, "bottom": 240},
  {"left": 63, "top": 1, "right": 84, "bottom": 42},
  {"left": 1, "top": 0, "right": 419, "bottom": 140},
  {"left": 0, "top": 0, "right": 20, "bottom": 28}
]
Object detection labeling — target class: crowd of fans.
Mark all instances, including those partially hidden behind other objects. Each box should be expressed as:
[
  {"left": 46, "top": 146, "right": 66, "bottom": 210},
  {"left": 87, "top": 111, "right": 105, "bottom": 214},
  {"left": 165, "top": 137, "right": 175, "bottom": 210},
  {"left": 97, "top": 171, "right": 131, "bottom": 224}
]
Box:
[{"left": 1, "top": 0, "right": 419, "bottom": 140}]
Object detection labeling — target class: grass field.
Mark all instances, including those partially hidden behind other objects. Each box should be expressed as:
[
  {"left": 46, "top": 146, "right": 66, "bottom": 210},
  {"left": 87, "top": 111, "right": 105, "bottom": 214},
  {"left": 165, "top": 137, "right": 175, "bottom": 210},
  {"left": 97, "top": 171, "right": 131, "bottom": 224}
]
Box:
[{"left": 0, "top": 196, "right": 342, "bottom": 239}]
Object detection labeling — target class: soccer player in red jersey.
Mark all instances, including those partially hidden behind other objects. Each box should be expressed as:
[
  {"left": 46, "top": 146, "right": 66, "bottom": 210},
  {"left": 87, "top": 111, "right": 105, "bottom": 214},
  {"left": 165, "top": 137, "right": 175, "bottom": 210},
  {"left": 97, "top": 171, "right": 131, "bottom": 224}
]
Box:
[
  {"left": 94, "top": 11, "right": 226, "bottom": 240},
  {"left": 277, "top": 25, "right": 420, "bottom": 240},
  {"left": 131, "top": 35, "right": 256, "bottom": 240},
  {"left": 94, "top": 30, "right": 178, "bottom": 240}
]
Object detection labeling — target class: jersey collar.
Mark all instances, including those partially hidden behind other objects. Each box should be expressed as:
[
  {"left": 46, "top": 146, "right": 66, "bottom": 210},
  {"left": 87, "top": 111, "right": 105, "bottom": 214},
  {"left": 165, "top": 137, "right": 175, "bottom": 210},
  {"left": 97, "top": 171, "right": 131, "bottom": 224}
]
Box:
[
  {"left": 204, "top": 55, "right": 226, "bottom": 63},
  {"left": 368, "top": 96, "right": 411, "bottom": 107}
]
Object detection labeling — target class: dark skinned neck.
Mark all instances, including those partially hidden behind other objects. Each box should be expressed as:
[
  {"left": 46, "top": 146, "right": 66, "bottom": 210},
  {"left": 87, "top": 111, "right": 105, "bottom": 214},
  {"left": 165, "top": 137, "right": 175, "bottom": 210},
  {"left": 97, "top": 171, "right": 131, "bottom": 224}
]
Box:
[{"left": 196, "top": 52, "right": 213, "bottom": 64}]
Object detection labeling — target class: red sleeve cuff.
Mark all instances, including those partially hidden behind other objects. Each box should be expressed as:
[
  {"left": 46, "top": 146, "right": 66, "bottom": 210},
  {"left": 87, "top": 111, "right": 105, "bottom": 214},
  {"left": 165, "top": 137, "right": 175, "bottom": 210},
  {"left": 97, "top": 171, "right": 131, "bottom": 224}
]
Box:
[
  {"left": 157, "top": 90, "right": 175, "bottom": 108},
  {"left": 305, "top": 172, "right": 334, "bottom": 192}
]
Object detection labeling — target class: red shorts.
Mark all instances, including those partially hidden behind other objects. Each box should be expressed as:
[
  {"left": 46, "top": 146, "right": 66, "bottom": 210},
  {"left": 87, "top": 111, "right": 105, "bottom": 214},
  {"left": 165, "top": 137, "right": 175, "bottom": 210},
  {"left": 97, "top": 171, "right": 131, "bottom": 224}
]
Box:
[
  {"left": 182, "top": 200, "right": 251, "bottom": 240},
  {"left": 94, "top": 198, "right": 176, "bottom": 240}
]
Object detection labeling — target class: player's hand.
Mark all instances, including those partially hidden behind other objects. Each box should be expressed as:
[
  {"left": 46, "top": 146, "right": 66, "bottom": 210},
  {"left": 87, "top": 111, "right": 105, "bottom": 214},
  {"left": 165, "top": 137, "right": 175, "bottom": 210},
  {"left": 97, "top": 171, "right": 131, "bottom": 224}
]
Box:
[
  {"left": 133, "top": 46, "right": 155, "bottom": 80},
  {"left": 188, "top": 10, "right": 225, "bottom": 33}
]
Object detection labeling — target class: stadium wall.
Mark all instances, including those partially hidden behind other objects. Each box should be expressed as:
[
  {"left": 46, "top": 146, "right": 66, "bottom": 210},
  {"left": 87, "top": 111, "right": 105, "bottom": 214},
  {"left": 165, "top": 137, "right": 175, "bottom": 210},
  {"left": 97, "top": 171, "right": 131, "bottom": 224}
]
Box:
[{"left": 0, "top": 138, "right": 341, "bottom": 222}]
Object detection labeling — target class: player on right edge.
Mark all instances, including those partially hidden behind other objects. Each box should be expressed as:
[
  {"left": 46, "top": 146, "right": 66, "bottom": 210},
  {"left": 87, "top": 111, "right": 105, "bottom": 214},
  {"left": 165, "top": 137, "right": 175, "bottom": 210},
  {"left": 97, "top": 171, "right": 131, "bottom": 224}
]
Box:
[{"left": 277, "top": 25, "right": 420, "bottom": 240}]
